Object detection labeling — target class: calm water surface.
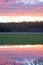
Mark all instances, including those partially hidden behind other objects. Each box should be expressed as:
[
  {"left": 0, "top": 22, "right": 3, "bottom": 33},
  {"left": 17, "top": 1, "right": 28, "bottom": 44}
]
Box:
[{"left": 0, "top": 45, "right": 43, "bottom": 65}]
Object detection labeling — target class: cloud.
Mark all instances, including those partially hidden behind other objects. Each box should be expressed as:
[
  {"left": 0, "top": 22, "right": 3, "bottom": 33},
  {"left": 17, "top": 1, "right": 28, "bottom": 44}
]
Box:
[
  {"left": 13, "top": 0, "right": 39, "bottom": 5},
  {"left": 10, "top": 2, "right": 24, "bottom": 7},
  {"left": 39, "top": 0, "right": 43, "bottom": 2},
  {"left": 9, "top": 0, "right": 43, "bottom": 9},
  {"left": 0, "top": 0, "right": 43, "bottom": 16},
  {"left": 0, "top": 0, "right": 43, "bottom": 9},
  {"left": 3, "top": 0, "right": 9, "bottom": 2}
]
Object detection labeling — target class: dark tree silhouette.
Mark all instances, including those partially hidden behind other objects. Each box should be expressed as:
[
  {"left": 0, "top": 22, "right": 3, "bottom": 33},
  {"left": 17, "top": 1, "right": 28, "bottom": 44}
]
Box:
[{"left": 0, "top": 21, "right": 43, "bottom": 32}]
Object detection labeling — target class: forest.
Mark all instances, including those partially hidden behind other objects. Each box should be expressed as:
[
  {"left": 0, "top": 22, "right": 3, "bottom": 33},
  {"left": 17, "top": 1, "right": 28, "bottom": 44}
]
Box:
[{"left": 0, "top": 21, "right": 43, "bottom": 32}]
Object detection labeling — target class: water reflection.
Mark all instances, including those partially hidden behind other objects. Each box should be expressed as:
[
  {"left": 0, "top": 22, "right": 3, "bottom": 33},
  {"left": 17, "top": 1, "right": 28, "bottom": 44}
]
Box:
[{"left": 0, "top": 45, "right": 43, "bottom": 65}]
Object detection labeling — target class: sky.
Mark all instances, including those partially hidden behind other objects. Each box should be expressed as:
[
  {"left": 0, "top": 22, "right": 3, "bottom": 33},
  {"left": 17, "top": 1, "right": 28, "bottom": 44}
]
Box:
[{"left": 0, "top": 0, "right": 43, "bottom": 22}]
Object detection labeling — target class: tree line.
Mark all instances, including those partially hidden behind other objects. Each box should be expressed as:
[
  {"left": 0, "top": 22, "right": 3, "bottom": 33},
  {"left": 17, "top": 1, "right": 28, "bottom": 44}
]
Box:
[{"left": 0, "top": 21, "right": 43, "bottom": 32}]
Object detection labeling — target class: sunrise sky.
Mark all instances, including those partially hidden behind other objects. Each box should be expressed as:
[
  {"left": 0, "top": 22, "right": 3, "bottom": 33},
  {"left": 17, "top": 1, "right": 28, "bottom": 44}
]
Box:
[{"left": 0, "top": 0, "right": 43, "bottom": 22}]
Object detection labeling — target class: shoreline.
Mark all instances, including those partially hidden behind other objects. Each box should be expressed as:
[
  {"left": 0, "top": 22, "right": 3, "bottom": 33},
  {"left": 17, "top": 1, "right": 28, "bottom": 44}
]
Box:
[{"left": 0, "top": 44, "right": 43, "bottom": 48}]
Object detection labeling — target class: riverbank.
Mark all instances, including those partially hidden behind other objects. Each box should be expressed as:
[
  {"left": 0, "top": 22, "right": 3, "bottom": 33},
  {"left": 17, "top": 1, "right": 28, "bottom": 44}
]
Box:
[
  {"left": 0, "top": 33, "right": 43, "bottom": 45},
  {"left": 0, "top": 45, "right": 43, "bottom": 48}
]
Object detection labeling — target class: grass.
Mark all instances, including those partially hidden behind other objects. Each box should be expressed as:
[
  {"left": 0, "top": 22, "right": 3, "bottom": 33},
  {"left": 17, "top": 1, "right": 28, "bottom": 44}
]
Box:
[{"left": 0, "top": 32, "right": 43, "bottom": 45}]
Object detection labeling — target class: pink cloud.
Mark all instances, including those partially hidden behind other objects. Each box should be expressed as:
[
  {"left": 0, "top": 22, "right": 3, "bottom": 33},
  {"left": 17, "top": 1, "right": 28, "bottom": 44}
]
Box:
[{"left": 0, "top": 0, "right": 43, "bottom": 16}]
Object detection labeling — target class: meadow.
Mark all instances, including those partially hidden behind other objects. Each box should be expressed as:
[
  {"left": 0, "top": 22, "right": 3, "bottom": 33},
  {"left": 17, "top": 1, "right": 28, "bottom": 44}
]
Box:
[{"left": 0, "top": 32, "right": 43, "bottom": 45}]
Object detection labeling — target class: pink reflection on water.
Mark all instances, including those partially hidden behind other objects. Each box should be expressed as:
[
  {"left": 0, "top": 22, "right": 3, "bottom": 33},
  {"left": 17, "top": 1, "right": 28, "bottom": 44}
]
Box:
[{"left": 0, "top": 45, "right": 43, "bottom": 65}]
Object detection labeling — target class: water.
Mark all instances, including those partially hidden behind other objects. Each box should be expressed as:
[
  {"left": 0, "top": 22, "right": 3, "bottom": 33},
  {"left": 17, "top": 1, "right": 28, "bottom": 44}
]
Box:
[{"left": 0, "top": 45, "right": 43, "bottom": 65}]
